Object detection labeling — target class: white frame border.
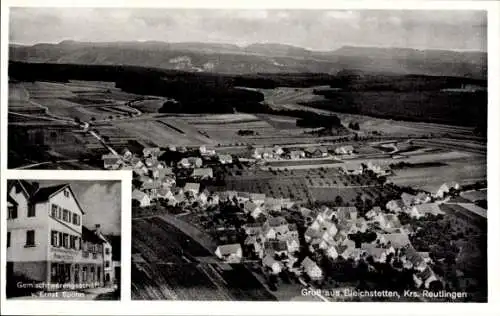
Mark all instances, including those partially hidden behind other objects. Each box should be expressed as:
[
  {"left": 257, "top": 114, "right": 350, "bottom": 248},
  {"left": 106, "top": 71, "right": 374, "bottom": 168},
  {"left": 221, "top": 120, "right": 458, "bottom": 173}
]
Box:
[{"left": 1, "top": 0, "right": 499, "bottom": 315}]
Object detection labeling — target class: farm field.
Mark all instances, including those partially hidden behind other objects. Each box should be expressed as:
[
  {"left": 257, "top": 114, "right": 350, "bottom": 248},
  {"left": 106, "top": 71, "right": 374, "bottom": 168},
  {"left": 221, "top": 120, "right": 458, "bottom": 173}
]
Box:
[
  {"left": 8, "top": 81, "right": 166, "bottom": 122},
  {"left": 132, "top": 217, "right": 275, "bottom": 300},
  {"left": 388, "top": 155, "right": 486, "bottom": 192}
]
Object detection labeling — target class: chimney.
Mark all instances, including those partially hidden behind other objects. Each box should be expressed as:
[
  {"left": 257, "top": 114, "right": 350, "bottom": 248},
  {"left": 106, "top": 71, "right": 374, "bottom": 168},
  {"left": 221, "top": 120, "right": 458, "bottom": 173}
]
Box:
[{"left": 95, "top": 224, "right": 101, "bottom": 235}]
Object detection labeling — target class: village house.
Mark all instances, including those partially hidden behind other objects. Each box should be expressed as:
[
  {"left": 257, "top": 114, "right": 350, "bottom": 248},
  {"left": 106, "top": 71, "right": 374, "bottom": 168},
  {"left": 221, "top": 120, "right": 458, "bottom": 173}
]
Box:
[
  {"left": 377, "top": 233, "right": 411, "bottom": 253},
  {"left": 143, "top": 147, "right": 161, "bottom": 158},
  {"left": 157, "top": 188, "right": 174, "bottom": 201},
  {"left": 218, "top": 190, "right": 238, "bottom": 202},
  {"left": 263, "top": 198, "right": 285, "bottom": 212},
  {"left": 366, "top": 161, "right": 391, "bottom": 176},
  {"left": 252, "top": 147, "right": 275, "bottom": 160},
  {"left": 401, "top": 192, "right": 417, "bottom": 208},
  {"left": 335, "top": 206, "right": 358, "bottom": 222},
  {"left": 408, "top": 203, "right": 444, "bottom": 219},
  {"left": 243, "top": 201, "right": 264, "bottom": 219},
  {"left": 361, "top": 243, "right": 388, "bottom": 263},
  {"left": 217, "top": 154, "right": 233, "bottom": 164},
  {"left": 178, "top": 157, "right": 203, "bottom": 169},
  {"left": 399, "top": 245, "right": 427, "bottom": 272},
  {"left": 413, "top": 266, "right": 439, "bottom": 289},
  {"left": 192, "top": 168, "right": 214, "bottom": 179},
  {"left": 141, "top": 180, "right": 162, "bottom": 200},
  {"left": 273, "top": 145, "right": 285, "bottom": 156},
  {"left": 249, "top": 193, "right": 266, "bottom": 206},
  {"left": 132, "top": 189, "right": 151, "bottom": 207},
  {"left": 434, "top": 181, "right": 460, "bottom": 199},
  {"left": 102, "top": 154, "right": 122, "bottom": 170},
  {"left": 285, "top": 235, "right": 300, "bottom": 253},
  {"left": 386, "top": 199, "right": 405, "bottom": 213},
  {"left": 183, "top": 182, "right": 201, "bottom": 196},
  {"left": 243, "top": 223, "right": 263, "bottom": 236},
  {"left": 334, "top": 145, "right": 354, "bottom": 155},
  {"left": 199, "top": 145, "right": 216, "bottom": 157},
  {"left": 244, "top": 235, "right": 264, "bottom": 258},
  {"left": 365, "top": 207, "right": 382, "bottom": 220},
  {"left": 340, "top": 247, "right": 364, "bottom": 261},
  {"left": 341, "top": 164, "right": 364, "bottom": 175},
  {"left": 121, "top": 148, "right": 133, "bottom": 161},
  {"left": 301, "top": 257, "right": 323, "bottom": 280},
  {"left": 289, "top": 150, "right": 306, "bottom": 160},
  {"left": 215, "top": 244, "right": 243, "bottom": 263},
  {"left": 374, "top": 213, "right": 402, "bottom": 231},
  {"left": 304, "top": 147, "right": 329, "bottom": 158},
  {"left": 264, "top": 240, "right": 288, "bottom": 258},
  {"left": 415, "top": 192, "right": 431, "bottom": 204},
  {"left": 262, "top": 254, "right": 283, "bottom": 274}
]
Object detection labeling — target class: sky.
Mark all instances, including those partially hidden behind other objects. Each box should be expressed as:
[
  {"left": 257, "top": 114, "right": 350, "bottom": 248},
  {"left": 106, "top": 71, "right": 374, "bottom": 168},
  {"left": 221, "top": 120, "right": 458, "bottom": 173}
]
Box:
[
  {"left": 37, "top": 180, "right": 121, "bottom": 235},
  {"left": 9, "top": 8, "right": 487, "bottom": 51}
]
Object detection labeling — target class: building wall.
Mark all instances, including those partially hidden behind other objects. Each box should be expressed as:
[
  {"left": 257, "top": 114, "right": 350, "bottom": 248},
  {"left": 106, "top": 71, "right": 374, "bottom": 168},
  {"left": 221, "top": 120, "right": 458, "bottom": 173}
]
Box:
[
  {"left": 7, "top": 186, "right": 50, "bottom": 262},
  {"left": 48, "top": 190, "right": 84, "bottom": 265},
  {"left": 103, "top": 241, "right": 114, "bottom": 284}
]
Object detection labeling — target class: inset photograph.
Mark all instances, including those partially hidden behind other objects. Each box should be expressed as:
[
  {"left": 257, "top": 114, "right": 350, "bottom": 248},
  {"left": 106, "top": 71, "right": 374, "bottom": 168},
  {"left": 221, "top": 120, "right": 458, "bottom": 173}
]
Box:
[{"left": 6, "top": 179, "right": 121, "bottom": 300}]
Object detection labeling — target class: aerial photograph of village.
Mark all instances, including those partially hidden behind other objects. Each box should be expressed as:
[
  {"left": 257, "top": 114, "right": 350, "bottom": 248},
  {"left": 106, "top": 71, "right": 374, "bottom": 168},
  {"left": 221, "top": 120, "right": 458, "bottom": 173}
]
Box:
[{"left": 8, "top": 8, "right": 487, "bottom": 302}]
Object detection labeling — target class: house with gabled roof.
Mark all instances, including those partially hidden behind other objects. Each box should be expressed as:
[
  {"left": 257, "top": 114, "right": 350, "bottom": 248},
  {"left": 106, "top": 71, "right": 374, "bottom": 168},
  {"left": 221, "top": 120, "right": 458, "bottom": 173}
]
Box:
[
  {"left": 401, "top": 193, "right": 417, "bottom": 208},
  {"left": 183, "top": 183, "right": 201, "bottom": 195},
  {"left": 102, "top": 154, "right": 122, "bottom": 170},
  {"left": 132, "top": 189, "right": 151, "bottom": 207},
  {"left": 215, "top": 243, "right": 243, "bottom": 263},
  {"left": 6, "top": 180, "right": 109, "bottom": 289},
  {"left": 386, "top": 199, "right": 405, "bottom": 213},
  {"left": 243, "top": 201, "right": 264, "bottom": 219},
  {"left": 301, "top": 257, "right": 323, "bottom": 280},
  {"left": 365, "top": 207, "right": 382, "bottom": 220},
  {"left": 434, "top": 181, "right": 460, "bottom": 199},
  {"left": 335, "top": 206, "right": 358, "bottom": 222},
  {"left": 192, "top": 168, "right": 213, "bottom": 179},
  {"left": 218, "top": 154, "right": 233, "bottom": 165},
  {"left": 262, "top": 254, "right": 283, "bottom": 274},
  {"left": 264, "top": 240, "right": 288, "bottom": 258},
  {"left": 408, "top": 203, "right": 444, "bottom": 219}
]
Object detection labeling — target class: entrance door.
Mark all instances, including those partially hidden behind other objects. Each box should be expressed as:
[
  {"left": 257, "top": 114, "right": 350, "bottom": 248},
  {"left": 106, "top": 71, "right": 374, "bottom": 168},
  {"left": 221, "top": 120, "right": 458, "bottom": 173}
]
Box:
[{"left": 74, "top": 265, "right": 79, "bottom": 284}]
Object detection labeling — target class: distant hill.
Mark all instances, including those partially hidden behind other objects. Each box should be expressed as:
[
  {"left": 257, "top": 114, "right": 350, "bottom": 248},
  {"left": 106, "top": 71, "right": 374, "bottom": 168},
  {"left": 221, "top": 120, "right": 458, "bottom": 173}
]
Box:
[{"left": 9, "top": 41, "right": 487, "bottom": 78}]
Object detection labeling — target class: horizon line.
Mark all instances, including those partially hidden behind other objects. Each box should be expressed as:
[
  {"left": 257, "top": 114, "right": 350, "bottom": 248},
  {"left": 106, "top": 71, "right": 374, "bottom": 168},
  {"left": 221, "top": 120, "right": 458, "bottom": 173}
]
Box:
[{"left": 9, "top": 39, "right": 487, "bottom": 54}]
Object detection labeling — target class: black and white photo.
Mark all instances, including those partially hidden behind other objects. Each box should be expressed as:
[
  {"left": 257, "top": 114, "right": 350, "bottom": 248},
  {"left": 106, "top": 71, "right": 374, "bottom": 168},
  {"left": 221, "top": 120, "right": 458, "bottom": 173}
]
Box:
[
  {"left": 3, "top": 3, "right": 496, "bottom": 310},
  {"left": 5, "top": 179, "right": 122, "bottom": 300}
]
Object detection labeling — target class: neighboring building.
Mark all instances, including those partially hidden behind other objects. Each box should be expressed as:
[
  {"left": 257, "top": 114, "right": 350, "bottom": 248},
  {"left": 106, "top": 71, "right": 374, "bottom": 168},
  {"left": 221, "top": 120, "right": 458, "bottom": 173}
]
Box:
[
  {"left": 218, "top": 154, "right": 233, "bottom": 164},
  {"left": 192, "top": 168, "right": 214, "bottom": 179},
  {"left": 184, "top": 183, "right": 201, "bottom": 195},
  {"left": 386, "top": 199, "right": 405, "bottom": 213},
  {"left": 401, "top": 193, "right": 416, "bottom": 208},
  {"left": 289, "top": 150, "right": 306, "bottom": 160},
  {"left": 102, "top": 154, "right": 122, "bottom": 170},
  {"left": 434, "top": 181, "right": 460, "bottom": 199},
  {"left": 301, "top": 257, "right": 323, "bottom": 280},
  {"left": 199, "top": 145, "right": 216, "bottom": 156},
  {"left": 408, "top": 203, "right": 444, "bottom": 219},
  {"left": 215, "top": 244, "right": 243, "bottom": 263},
  {"left": 132, "top": 190, "right": 151, "bottom": 207},
  {"left": 335, "top": 145, "right": 354, "bottom": 155},
  {"left": 143, "top": 147, "right": 161, "bottom": 158},
  {"left": 178, "top": 157, "right": 203, "bottom": 169},
  {"left": 262, "top": 254, "right": 283, "bottom": 275}
]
